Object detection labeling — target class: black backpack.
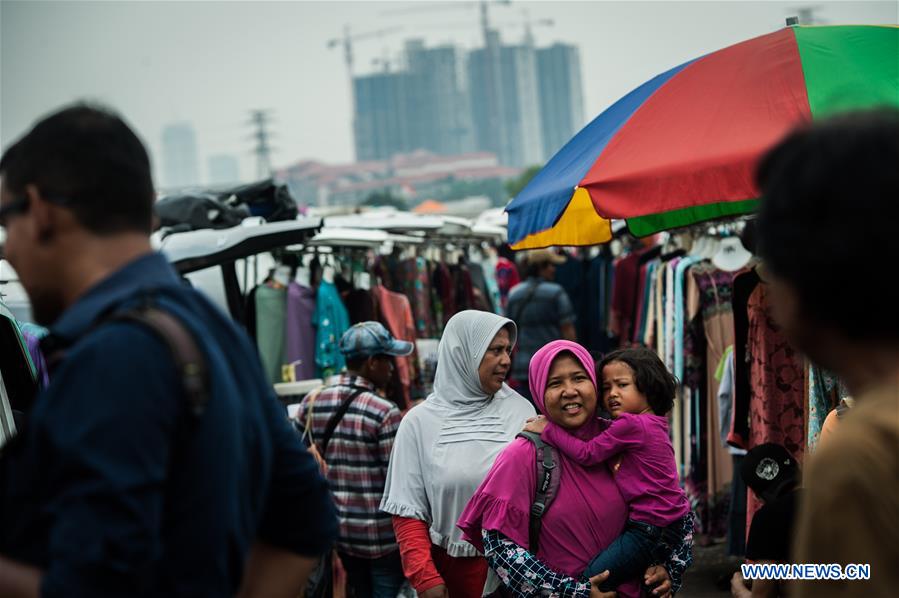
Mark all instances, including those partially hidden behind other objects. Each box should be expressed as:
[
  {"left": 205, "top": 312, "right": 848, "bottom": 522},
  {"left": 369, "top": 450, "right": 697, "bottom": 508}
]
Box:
[{"left": 516, "top": 431, "right": 561, "bottom": 553}]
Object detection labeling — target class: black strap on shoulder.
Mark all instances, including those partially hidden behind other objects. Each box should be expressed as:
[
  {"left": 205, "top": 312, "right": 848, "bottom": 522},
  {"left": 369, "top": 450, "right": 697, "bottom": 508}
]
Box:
[
  {"left": 318, "top": 387, "right": 367, "bottom": 456},
  {"left": 42, "top": 302, "right": 210, "bottom": 417},
  {"left": 510, "top": 280, "right": 541, "bottom": 324},
  {"left": 109, "top": 306, "right": 210, "bottom": 417},
  {"left": 516, "top": 430, "right": 556, "bottom": 553}
]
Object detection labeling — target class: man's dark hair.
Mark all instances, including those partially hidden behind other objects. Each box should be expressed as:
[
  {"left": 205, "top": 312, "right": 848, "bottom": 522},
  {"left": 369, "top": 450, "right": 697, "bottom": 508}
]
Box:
[
  {"left": 756, "top": 108, "right": 899, "bottom": 341},
  {"left": 345, "top": 353, "right": 389, "bottom": 372},
  {"left": 597, "top": 347, "right": 677, "bottom": 415},
  {"left": 0, "top": 103, "right": 155, "bottom": 235},
  {"left": 525, "top": 258, "right": 552, "bottom": 279}
]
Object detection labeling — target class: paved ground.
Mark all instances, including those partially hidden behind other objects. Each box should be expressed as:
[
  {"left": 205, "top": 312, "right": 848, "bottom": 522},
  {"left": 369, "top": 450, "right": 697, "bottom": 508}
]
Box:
[{"left": 680, "top": 539, "right": 743, "bottom": 598}]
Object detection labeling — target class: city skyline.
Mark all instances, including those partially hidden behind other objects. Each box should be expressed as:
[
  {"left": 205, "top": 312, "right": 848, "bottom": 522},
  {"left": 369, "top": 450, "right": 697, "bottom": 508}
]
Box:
[
  {"left": 2, "top": 1, "right": 896, "bottom": 187},
  {"left": 161, "top": 122, "right": 200, "bottom": 190},
  {"left": 353, "top": 34, "right": 582, "bottom": 168}
]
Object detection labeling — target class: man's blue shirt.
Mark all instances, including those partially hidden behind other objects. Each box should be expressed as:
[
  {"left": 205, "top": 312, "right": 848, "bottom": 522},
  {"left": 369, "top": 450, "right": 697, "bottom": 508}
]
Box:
[{"left": 0, "top": 252, "right": 336, "bottom": 597}]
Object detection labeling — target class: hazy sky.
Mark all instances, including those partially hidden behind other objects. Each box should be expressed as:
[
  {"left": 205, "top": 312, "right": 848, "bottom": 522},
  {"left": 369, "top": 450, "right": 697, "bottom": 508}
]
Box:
[{"left": 2, "top": 0, "right": 896, "bottom": 185}]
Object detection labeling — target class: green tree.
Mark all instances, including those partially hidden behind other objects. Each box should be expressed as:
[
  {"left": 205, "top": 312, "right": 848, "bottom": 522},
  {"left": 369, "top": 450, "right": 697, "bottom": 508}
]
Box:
[
  {"left": 362, "top": 191, "right": 407, "bottom": 210},
  {"left": 505, "top": 165, "right": 543, "bottom": 199}
]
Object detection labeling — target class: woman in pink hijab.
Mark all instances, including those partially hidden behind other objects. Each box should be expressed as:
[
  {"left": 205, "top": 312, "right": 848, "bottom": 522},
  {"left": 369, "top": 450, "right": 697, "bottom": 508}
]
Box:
[{"left": 458, "top": 340, "right": 693, "bottom": 597}]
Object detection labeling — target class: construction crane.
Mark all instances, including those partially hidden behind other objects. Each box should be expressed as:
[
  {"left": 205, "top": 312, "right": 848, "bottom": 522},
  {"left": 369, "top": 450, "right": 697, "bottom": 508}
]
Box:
[
  {"left": 414, "top": 13, "right": 553, "bottom": 48},
  {"left": 379, "top": 0, "right": 511, "bottom": 47},
  {"left": 326, "top": 25, "right": 404, "bottom": 77}
]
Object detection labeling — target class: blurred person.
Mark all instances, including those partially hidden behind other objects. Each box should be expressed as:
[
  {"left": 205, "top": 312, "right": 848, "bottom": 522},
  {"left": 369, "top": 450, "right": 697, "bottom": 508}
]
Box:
[
  {"left": 507, "top": 249, "right": 577, "bottom": 402},
  {"left": 730, "top": 443, "right": 801, "bottom": 598},
  {"left": 297, "top": 322, "right": 412, "bottom": 598},
  {"left": 380, "top": 310, "right": 535, "bottom": 597},
  {"left": 755, "top": 108, "right": 899, "bottom": 596},
  {"left": 0, "top": 103, "right": 336, "bottom": 597}
]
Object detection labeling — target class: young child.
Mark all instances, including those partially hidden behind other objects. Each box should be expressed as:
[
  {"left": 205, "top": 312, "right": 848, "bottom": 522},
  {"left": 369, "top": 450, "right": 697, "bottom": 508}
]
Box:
[{"left": 524, "top": 346, "right": 691, "bottom": 592}]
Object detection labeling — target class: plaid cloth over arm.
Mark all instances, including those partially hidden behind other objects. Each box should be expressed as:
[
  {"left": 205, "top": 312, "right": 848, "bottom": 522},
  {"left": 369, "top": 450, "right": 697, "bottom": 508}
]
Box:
[
  {"left": 662, "top": 511, "right": 695, "bottom": 595},
  {"left": 482, "top": 530, "right": 590, "bottom": 598}
]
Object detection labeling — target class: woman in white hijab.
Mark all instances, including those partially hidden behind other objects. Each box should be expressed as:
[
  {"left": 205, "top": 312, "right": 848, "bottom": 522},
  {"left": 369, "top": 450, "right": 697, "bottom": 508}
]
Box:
[{"left": 381, "top": 310, "right": 535, "bottom": 598}]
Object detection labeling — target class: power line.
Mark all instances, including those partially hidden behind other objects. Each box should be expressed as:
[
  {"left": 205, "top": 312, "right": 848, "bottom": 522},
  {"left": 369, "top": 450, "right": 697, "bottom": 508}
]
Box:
[{"left": 247, "top": 109, "right": 275, "bottom": 180}]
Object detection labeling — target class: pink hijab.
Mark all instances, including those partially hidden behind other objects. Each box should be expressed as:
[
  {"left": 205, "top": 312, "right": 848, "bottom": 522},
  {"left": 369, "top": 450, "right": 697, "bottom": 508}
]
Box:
[{"left": 458, "top": 341, "right": 640, "bottom": 597}]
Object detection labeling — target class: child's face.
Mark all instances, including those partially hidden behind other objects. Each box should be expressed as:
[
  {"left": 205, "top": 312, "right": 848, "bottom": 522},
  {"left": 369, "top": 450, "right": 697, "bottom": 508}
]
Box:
[{"left": 601, "top": 361, "right": 651, "bottom": 418}]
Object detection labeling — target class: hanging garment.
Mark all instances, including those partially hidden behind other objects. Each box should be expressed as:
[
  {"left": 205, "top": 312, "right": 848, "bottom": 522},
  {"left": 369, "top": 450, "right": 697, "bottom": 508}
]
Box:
[
  {"left": 806, "top": 364, "right": 848, "bottom": 453},
  {"left": 427, "top": 260, "right": 445, "bottom": 336},
  {"left": 554, "top": 254, "right": 588, "bottom": 342},
  {"left": 481, "top": 259, "right": 502, "bottom": 316},
  {"left": 673, "top": 257, "right": 704, "bottom": 382},
  {"left": 585, "top": 251, "right": 614, "bottom": 353},
  {"left": 632, "top": 260, "right": 655, "bottom": 345},
  {"left": 401, "top": 258, "right": 435, "bottom": 339},
  {"left": 642, "top": 262, "right": 657, "bottom": 347},
  {"left": 255, "top": 283, "right": 288, "bottom": 385},
  {"left": 691, "top": 263, "right": 737, "bottom": 499},
  {"left": 286, "top": 282, "right": 316, "bottom": 382},
  {"left": 653, "top": 263, "right": 666, "bottom": 357},
  {"left": 344, "top": 288, "right": 377, "bottom": 325},
  {"left": 314, "top": 280, "right": 351, "bottom": 378},
  {"left": 609, "top": 251, "right": 642, "bottom": 339},
  {"left": 451, "top": 264, "right": 477, "bottom": 312},
  {"left": 432, "top": 263, "right": 456, "bottom": 329},
  {"left": 744, "top": 281, "right": 805, "bottom": 536},
  {"left": 664, "top": 259, "right": 679, "bottom": 370},
  {"left": 495, "top": 257, "right": 520, "bottom": 314},
  {"left": 746, "top": 282, "right": 805, "bottom": 457},
  {"left": 372, "top": 285, "right": 421, "bottom": 408},
  {"left": 466, "top": 261, "right": 495, "bottom": 313},
  {"left": 728, "top": 267, "right": 761, "bottom": 449},
  {"left": 19, "top": 324, "right": 50, "bottom": 390}
]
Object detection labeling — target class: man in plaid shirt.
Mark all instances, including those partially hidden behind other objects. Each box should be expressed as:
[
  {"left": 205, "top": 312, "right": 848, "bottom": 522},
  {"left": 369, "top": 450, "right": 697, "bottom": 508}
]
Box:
[{"left": 298, "top": 322, "right": 412, "bottom": 598}]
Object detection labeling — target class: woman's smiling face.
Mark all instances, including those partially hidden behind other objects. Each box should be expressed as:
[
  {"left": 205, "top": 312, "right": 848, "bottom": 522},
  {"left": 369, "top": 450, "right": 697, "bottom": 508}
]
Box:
[{"left": 542, "top": 352, "right": 598, "bottom": 429}]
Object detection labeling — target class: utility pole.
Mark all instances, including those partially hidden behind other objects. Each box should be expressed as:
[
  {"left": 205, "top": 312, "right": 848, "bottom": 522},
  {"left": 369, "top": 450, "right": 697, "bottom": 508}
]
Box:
[{"left": 248, "top": 109, "right": 275, "bottom": 180}]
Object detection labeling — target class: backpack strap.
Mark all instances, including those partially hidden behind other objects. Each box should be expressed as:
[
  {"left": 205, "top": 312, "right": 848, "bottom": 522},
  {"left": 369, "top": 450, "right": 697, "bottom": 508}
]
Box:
[
  {"left": 516, "top": 430, "right": 557, "bottom": 553},
  {"left": 509, "top": 280, "right": 541, "bottom": 324},
  {"left": 108, "top": 306, "right": 210, "bottom": 417},
  {"left": 318, "top": 387, "right": 367, "bottom": 456}
]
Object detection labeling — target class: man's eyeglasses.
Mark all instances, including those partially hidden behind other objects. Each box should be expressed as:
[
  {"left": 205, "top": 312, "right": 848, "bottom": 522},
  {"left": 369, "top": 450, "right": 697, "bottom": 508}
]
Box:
[
  {"left": 0, "top": 194, "right": 71, "bottom": 228},
  {"left": 0, "top": 196, "right": 30, "bottom": 228}
]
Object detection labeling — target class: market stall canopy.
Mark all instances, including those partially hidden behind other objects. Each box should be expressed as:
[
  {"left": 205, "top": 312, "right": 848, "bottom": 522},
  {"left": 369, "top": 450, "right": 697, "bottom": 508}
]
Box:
[
  {"left": 507, "top": 25, "right": 898, "bottom": 249},
  {"left": 160, "top": 218, "right": 322, "bottom": 274},
  {"left": 308, "top": 227, "right": 390, "bottom": 249},
  {"left": 325, "top": 212, "right": 445, "bottom": 234}
]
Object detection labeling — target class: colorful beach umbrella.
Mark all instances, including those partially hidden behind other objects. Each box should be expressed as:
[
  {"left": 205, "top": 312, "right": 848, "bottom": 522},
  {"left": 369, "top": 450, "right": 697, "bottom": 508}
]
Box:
[{"left": 507, "top": 25, "right": 898, "bottom": 249}]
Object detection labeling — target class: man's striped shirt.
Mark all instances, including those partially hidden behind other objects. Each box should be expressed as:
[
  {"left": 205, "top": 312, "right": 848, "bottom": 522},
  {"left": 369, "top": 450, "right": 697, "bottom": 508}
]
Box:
[{"left": 298, "top": 374, "right": 402, "bottom": 558}]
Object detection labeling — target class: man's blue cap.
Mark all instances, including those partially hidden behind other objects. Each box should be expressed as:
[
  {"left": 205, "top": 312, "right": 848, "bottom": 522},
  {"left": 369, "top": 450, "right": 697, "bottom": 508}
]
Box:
[{"left": 339, "top": 321, "right": 414, "bottom": 360}]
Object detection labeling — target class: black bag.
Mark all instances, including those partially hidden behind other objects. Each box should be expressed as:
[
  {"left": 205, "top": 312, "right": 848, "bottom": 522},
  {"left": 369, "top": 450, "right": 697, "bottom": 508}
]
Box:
[
  {"left": 217, "top": 179, "right": 298, "bottom": 222},
  {"left": 155, "top": 193, "right": 248, "bottom": 231}
]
